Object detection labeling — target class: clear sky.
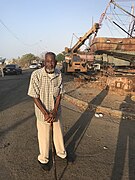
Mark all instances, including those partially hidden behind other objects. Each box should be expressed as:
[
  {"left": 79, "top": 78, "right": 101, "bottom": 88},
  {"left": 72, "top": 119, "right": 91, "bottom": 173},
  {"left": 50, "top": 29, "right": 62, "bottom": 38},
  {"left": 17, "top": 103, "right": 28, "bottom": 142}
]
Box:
[{"left": 0, "top": 0, "right": 134, "bottom": 59}]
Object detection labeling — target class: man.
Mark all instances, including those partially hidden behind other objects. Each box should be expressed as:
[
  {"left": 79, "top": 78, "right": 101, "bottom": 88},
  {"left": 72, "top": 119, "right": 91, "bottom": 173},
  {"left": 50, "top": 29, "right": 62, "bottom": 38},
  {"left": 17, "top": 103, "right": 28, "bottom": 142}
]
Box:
[{"left": 28, "top": 52, "right": 67, "bottom": 171}]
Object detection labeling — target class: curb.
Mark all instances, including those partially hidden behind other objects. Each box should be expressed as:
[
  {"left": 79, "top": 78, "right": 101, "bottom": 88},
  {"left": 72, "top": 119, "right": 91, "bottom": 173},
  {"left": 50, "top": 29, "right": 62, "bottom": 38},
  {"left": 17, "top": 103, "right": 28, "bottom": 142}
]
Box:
[
  {"left": 64, "top": 94, "right": 88, "bottom": 110},
  {"left": 64, "top": 94, "right": 135, "bottom": 119}
]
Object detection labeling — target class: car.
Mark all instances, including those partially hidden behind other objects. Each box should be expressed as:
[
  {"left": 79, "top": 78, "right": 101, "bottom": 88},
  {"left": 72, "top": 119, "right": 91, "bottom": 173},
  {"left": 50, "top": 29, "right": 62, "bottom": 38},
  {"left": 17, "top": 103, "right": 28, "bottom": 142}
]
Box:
[
  {"left": 3, "top": 64, "right": 22, "bottom": 75},
  {"left": 29, "top": 63, "right": 39, "bottom": 69}
]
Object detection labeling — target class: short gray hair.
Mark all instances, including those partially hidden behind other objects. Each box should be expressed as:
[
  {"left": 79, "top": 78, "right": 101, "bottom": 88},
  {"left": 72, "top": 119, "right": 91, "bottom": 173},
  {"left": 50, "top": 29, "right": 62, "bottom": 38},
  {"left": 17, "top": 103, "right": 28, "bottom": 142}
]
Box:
[{"left": 45, "top": 52, "right": 56, "bottom": 60}]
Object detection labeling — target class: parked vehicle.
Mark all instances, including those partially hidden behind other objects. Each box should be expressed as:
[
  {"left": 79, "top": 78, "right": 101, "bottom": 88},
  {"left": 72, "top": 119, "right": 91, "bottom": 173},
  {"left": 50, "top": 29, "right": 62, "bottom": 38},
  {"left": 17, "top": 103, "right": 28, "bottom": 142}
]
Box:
[
  {"left": 3, "top": 64, "right": 22, "bottom": 75},
  {"left": 29, "top": 63, "right": 39, "bottom": 69}
]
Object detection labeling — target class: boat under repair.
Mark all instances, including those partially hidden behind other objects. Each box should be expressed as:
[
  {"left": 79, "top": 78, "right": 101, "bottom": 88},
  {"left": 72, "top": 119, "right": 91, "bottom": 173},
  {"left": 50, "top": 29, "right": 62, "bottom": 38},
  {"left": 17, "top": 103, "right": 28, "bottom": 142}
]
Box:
[
  {"left": 64, "top": 0, "right": 135, "bottom": 92},
  {"left": 90, "top": 0, "right": 135, "bottom": 93}
]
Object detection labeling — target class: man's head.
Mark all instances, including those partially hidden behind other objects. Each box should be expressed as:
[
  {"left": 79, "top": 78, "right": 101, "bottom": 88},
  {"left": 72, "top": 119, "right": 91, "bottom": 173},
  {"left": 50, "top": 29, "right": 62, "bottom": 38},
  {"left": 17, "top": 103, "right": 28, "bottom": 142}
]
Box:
[{"left": 44, "top": 52, "right": 57, "bottom": 73}]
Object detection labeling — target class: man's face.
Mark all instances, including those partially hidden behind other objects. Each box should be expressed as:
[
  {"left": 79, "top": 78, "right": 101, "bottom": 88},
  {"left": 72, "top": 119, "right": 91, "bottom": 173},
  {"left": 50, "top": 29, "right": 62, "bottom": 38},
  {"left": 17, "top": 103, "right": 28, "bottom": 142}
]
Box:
[{"left": 44, "top": 54, "right": 57, "bottom": 73}]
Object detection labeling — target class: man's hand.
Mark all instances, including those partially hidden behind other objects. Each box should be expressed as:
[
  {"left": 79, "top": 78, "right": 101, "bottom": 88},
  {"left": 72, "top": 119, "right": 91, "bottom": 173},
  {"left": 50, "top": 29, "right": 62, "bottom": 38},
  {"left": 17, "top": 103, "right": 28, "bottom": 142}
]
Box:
[
  {"left": 33, "top": 98, "right": 53, "bottom": 123},
  {"left": 44, "top": 113, "right": 55, "bottom": 123},
  {"left": 50, "top": 108, "right": 57, "bottom": 119},
  {"left": 44, "top": 113, "right": 52, "bottom": 122}
]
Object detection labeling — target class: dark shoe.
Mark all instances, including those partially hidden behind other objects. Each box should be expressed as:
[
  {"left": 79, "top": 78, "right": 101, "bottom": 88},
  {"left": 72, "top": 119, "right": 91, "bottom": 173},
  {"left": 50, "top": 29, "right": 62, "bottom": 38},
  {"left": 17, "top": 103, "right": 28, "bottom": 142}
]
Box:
[{"left": 38, "top": 160, "right": 50, "bottom": 171}]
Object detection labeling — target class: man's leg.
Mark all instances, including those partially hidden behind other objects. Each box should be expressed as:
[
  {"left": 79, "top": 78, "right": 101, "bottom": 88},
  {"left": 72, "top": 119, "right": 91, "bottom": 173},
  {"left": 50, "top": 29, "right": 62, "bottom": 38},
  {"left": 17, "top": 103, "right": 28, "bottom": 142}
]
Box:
[
  {"left": 37, "top": 120, "right": 50, "bottom": 163},
  {"left": 53, "top": 118, "right": 67, "bottom": 158}
]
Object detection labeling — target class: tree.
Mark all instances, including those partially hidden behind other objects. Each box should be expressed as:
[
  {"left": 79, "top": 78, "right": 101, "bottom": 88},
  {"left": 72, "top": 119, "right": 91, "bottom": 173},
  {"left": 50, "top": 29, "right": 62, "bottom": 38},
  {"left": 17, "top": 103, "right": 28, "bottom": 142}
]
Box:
[
  {"left": 56, "top": 53, "right": 65, "bottom": 62},
  {"left": 18, "top": 53, "right": 37, "bottom": 67},
  {"left": 12, "top": 58, "right": 18, "bottom": 64}
]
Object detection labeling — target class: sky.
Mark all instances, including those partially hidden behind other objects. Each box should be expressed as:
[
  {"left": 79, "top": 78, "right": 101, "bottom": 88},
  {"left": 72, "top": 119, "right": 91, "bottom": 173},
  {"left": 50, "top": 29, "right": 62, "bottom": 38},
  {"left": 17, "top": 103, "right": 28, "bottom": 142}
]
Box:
[{"left": 0, "top": 0, "right": 134, "bottom": 59}]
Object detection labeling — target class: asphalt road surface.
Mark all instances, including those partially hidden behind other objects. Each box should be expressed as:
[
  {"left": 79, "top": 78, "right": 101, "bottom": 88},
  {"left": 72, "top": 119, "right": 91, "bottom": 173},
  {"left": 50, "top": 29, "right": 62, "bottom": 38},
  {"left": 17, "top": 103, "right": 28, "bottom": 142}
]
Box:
[{"left": 0, "top": 69, "right": 135, "bottom": 180}]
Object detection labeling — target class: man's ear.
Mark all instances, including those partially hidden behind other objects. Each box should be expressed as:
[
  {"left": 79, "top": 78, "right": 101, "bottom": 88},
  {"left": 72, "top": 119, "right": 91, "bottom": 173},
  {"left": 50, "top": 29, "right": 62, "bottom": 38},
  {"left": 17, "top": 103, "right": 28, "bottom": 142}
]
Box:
[
  {"left": 43, "top": 61, "right": 46, "bottom": 66},
  {"left": 55, "top": 61, "right": 57, "bottom": 66}
]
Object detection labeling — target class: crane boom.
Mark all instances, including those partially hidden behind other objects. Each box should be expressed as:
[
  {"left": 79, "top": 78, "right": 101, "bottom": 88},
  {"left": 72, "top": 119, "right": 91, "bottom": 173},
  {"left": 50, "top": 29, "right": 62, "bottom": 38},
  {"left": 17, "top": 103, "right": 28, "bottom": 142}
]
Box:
[{"left": 65, "top": 23, "right": 99, "bottom": 54}]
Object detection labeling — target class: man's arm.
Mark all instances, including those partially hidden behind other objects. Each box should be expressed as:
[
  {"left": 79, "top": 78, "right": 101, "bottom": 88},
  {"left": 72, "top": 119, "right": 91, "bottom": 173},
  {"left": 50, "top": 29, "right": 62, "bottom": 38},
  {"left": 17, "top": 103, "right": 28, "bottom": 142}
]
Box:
[
  {"left": 33, "top": 98, "right": 52, "bottom": 122},
  {"left": 51, "top": 94, "right": 61, "bottom": 119}
]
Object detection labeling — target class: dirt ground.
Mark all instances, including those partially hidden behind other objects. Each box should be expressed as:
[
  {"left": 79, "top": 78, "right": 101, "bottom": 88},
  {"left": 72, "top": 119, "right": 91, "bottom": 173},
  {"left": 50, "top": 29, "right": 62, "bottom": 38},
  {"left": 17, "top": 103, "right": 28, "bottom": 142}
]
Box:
[{"left": 63, "top": 75, "right": 135, "bottom": 115}]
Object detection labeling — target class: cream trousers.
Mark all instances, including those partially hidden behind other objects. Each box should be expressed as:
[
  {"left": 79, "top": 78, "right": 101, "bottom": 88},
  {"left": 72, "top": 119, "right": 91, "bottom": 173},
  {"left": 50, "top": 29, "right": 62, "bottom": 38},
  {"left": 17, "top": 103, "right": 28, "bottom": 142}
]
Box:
[{"left": 37, "top": 118, "right": 67, "bottom": 164}]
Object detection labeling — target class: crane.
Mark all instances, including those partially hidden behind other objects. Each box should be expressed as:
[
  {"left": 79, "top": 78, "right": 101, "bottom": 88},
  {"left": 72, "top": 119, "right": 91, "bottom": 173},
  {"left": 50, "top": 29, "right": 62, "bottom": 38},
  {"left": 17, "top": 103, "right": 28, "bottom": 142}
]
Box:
[{"left": 63, "top": 23, "right": 99, "bottom": 73}]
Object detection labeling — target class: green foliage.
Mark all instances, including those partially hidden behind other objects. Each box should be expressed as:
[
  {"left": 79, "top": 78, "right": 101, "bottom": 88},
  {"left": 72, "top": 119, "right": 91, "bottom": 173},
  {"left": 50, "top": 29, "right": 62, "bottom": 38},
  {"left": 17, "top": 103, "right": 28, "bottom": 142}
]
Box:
[
  {"left": 7, "top": 53, "right": 41, "bottom": 68},
  {"left": 19, "top": 53, "right": 38, "bottom": 67},
  {"left": 8, "top": 52, "right": 66, "bottom": 68},
  {"left": 56, "top": 53, "right": 65, "bottom": 62}
]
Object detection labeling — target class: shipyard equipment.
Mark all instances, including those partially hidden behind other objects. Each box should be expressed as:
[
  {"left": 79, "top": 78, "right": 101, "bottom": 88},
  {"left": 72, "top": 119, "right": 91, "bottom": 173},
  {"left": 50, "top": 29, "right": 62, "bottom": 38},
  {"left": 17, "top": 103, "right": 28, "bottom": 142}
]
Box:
[{"left": 62, "top": 23, "right": 99, "bottom": 73}]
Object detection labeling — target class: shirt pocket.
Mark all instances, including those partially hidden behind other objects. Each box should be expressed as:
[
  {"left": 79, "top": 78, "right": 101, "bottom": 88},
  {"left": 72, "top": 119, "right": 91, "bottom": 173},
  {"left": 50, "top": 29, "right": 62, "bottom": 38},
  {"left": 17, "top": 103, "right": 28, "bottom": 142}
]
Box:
[
  {"left": 53, "top": 78, "right": 59, "bottom": 87},
  {"left": 53, "top": 86, "right": 60, "bottom": 98}
]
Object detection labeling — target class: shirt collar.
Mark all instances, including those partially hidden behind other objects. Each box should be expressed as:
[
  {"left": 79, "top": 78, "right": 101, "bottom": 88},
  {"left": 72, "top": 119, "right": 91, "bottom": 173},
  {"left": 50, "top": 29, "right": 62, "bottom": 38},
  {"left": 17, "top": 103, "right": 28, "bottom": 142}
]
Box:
[{"left": 41, "top": 67, "right": 60, "bottom": 78}]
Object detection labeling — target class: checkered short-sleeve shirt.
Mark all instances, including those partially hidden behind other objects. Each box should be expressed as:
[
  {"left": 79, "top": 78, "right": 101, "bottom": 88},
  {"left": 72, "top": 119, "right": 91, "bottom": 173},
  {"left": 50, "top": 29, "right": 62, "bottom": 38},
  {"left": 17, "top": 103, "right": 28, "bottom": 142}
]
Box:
[{"left": 28, "top": 67, "right": 63, "bottom": 123}]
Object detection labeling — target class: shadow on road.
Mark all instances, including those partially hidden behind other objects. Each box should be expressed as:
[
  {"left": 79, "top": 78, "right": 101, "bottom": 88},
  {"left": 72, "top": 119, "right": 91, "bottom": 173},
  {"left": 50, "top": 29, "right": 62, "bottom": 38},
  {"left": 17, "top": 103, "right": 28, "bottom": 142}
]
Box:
[
  {"left": 59, "top": 86, "right": 109, "bottom": 180},
  {"left": 111, "top": 94, "right": 135, "bottom": 180},
  {"left": 0, "top": 71, "right": 31, "bottom": 112}
]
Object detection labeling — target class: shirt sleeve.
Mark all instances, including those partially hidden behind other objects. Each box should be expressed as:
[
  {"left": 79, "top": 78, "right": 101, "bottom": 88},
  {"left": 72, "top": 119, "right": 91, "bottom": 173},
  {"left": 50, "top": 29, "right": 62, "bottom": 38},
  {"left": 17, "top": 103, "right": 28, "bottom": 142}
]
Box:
[
  {"left": 28, "top": 71, "right": 40, "bottom": 98},
  {"left": 59, "top": 83, "right": 63, "bottom": 94},
  {"left": 59, "top": 73, "right": 65, "bottom": 95}
]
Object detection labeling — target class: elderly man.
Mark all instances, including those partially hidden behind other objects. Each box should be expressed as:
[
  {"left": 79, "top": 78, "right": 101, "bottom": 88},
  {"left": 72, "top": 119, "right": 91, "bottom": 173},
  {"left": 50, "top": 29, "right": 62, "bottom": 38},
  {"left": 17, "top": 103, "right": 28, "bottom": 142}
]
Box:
[{"left": 28, "top": 52, "right": 67, "bottom": 171}]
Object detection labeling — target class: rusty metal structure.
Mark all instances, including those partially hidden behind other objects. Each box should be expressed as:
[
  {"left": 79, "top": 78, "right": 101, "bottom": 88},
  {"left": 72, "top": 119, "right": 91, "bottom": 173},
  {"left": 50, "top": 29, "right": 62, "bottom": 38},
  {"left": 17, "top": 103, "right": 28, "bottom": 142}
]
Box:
[
  {"left": 90, "top": 0, "right": 135, "bottom": 92},
  {"left": 90, "top": 0, "right": 135, "bottom": 66},
  {"left": 91, "top": 37, "right": 135, "bottom": 52},
  {"left": 63, "top": 0, "right": 135, "bottom": 94},
  {"left": 90, "top": 37, "right": 135, "bottom": 65}
]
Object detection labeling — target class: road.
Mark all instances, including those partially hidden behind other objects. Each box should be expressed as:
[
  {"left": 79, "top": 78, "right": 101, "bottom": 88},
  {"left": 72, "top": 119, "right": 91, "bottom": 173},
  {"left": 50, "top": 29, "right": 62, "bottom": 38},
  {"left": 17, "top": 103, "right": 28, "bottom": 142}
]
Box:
[{"left": 0, "top": 69, "right": 135, "bottom": 180}]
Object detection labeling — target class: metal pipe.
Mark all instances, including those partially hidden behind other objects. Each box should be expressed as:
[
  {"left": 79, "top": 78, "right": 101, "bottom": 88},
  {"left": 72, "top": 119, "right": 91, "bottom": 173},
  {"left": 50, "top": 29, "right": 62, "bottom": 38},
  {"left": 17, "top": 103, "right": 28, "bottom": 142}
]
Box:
[{"left": 113, "top": 21, "right": 133, "bottom": 37}]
